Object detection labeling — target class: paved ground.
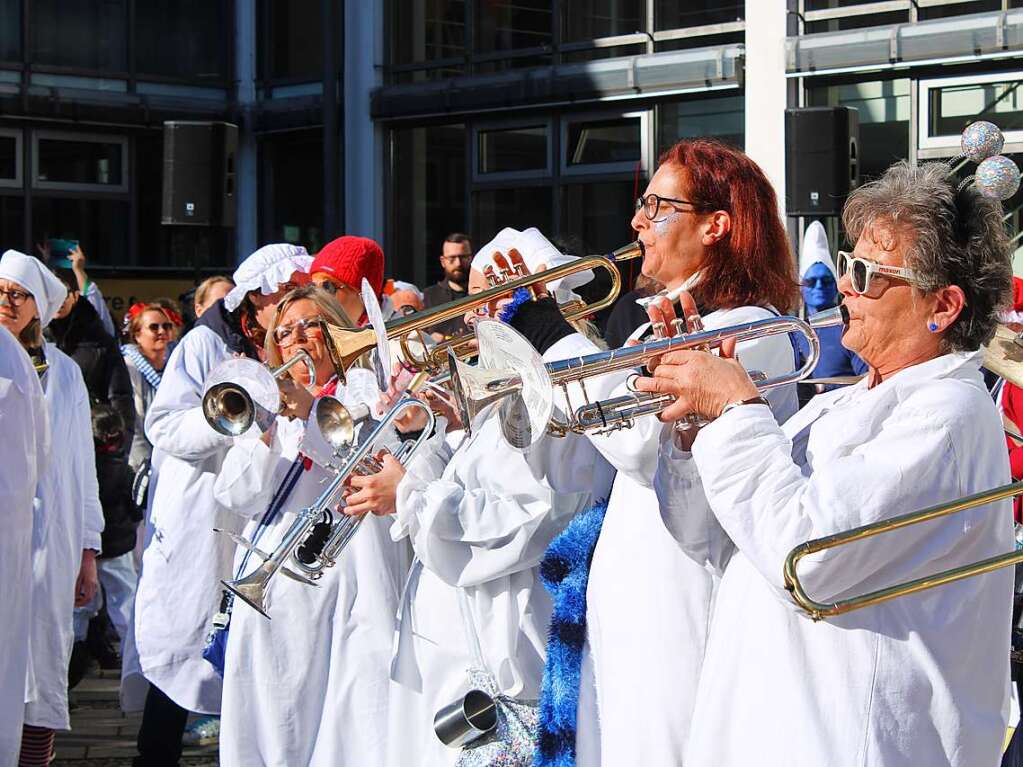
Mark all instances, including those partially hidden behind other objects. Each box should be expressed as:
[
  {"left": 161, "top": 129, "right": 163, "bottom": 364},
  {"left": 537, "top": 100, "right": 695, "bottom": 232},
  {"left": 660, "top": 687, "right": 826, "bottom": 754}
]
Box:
[{"left": 53, "top": 669, "right": 218, "bottom": 766}]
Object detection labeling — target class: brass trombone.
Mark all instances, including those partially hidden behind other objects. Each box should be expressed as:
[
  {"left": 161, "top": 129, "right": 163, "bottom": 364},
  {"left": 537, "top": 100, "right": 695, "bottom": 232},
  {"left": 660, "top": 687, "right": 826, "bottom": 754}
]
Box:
[
  {"left": 449, "top": 307, "right": 846, "bottom": 448},
  {"left": 320, "top": 241, "right": 644, "bottom": 378},
  {"left": 784, "top": 481, "right": 1023, "bottom": 621}
]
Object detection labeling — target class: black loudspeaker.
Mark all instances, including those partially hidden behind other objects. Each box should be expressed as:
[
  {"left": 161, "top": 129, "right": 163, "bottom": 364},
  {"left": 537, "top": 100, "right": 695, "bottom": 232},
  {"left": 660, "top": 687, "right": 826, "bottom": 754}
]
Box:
[
  {"left": 161, "top": 121, "right": 238, "bottom": 227},
  {"left": 785, "top": 107, "right": 860, "bottom": 216}
]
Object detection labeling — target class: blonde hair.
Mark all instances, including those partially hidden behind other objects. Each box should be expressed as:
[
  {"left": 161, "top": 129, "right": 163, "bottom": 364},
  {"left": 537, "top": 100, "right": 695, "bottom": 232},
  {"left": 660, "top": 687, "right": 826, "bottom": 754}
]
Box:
[
  {"left": 194, "top": 276, "right": 234, "bottom": 311},
  {"left": 264, "top": 284, "right": 358, "bottom": 368}
]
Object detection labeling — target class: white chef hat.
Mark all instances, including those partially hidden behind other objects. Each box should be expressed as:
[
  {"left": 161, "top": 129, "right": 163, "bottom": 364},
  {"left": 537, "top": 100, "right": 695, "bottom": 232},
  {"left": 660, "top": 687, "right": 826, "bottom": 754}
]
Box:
[
  {"left": 798, "top": 221, "right": 837, "bottom": 279},
  {"left": 224, "top": 243, "right": 313, "bottom": 312},
  {"left": 0, "top": 249, "right": 68, "bottom": 328},
  {"left": 470, "top": 227, "right": 594, "bottom": 295}
]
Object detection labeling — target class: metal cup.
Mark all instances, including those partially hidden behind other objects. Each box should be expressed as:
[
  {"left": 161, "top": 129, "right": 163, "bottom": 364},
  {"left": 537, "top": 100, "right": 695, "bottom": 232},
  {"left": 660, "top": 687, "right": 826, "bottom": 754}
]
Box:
[{"left": 433, "top": 689, "right": 498, "bottom": 748}]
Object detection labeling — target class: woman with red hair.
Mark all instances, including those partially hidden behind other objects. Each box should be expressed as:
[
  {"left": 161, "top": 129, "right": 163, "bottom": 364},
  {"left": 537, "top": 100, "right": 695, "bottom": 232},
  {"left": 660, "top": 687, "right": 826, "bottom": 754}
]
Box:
[{"left": 515, "top": 139, "right": 800, "bottom": 767}]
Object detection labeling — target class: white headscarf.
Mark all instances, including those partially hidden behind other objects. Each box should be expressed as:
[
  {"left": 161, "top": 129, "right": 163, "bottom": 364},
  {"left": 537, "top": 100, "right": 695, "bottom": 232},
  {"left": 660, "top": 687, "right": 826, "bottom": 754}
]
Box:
[
  {"left": 471, "top": 227, "right": 594, "bottom": 298},
  {"left": 798, "top": 221, "right": 837, "bottom": 279},
  {"left": 0, "top": 250, "right": 68, "bottom": 328},
  {"left": 224, "top": 243, "right": 313, "bottom": 312}
]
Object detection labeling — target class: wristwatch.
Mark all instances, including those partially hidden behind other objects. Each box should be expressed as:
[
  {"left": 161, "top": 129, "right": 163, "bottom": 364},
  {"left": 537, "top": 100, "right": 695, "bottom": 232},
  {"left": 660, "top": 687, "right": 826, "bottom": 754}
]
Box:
[{"left": 719, "top": 396, "right": 769, "bottom": 418}]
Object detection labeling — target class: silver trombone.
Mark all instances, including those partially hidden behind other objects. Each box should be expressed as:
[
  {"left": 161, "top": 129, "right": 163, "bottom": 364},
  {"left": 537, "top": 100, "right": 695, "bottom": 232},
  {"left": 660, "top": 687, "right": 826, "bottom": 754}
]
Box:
[
  {"left": 449, "top": 306, "right": 847, "bottom": 448},
  {"left": 220, "top": 395, "right": 435, "bottom": 618},
  {"left": 202, "top": 350, "right": 317, "bottom": 436}
]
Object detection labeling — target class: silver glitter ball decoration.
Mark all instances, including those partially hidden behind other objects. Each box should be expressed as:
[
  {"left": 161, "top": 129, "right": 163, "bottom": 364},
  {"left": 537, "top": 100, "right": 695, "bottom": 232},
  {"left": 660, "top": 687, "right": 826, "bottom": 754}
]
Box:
[
  {"left": 961, "top": 121, "right": 1005, "bottom": 163},
  {"left": 975, "top": 155, "right": 1021, "bottom": 200}
]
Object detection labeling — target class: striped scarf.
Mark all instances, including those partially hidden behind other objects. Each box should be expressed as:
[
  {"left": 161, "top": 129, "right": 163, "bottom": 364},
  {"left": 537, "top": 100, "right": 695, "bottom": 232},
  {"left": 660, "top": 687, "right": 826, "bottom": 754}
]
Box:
[{"left": 122, "top": 344, "right": 162, "bottom": 390}]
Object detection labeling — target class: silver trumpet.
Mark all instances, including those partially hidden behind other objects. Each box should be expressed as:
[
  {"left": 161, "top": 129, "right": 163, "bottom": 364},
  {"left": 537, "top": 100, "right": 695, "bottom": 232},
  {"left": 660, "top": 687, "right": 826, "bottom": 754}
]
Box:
[
  {"left": 449, "top": 306, "right": 847, "bottom": 448},
  {"left": 202, "top": 350, "right": 317, "bottom": 436},
  {"left": 220, "top": 395, "right": 435, "bottom": 618}
]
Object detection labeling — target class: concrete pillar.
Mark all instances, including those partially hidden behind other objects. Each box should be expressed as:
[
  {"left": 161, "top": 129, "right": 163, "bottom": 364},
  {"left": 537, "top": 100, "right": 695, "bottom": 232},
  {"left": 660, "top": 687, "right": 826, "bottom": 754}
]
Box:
[
  {"left": 234, "top": 0, "right": 258, "bottom": 262},
  {"left": 344, "top": 1, "right": 385, "bottom": 245},
  {"left": 743, "top": 0, "right": 788, "bottom": 213}
]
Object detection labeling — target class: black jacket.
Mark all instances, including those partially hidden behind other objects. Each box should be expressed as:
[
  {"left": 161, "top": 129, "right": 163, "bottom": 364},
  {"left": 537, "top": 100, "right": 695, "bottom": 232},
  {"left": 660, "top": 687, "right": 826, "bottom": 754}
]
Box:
[
  {"left": 48, "top": 297, "right": 136, "bottom": 440},
  {"left": 95, "top": 447, "right": 140, "bottom": 558}
]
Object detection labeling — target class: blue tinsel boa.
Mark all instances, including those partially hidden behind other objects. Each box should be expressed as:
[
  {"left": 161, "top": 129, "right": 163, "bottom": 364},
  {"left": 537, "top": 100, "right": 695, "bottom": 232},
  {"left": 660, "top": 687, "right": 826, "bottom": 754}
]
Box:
[
  {"left": 534, "top": 499, "right": 608, "bottom": 767},
  {"left": 498, "top": 287, "right": 534, "bottom": 324}
]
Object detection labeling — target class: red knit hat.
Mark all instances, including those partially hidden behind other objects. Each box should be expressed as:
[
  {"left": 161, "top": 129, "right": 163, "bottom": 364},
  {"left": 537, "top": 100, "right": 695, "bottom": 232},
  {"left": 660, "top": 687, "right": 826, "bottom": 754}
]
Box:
[
  {"left": 1012, "top": 276, "right": 1023, "bottom": 312},
  {"left": 310, "top": 236, "right": 385, "bottom": 297}
]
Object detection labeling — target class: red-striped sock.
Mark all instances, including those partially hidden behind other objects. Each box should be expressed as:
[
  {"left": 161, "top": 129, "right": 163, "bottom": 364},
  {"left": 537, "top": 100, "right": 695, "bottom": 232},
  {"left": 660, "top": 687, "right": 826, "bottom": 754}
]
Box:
[{"left": 18, "top": 725, "right": 55, "bottom": 767}]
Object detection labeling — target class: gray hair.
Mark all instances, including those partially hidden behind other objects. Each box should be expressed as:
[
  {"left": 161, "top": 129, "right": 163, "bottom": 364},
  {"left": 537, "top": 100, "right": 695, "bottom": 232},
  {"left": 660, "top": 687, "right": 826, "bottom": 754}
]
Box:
[{"left": 842, "top": 161, "right": 1013, "bottom": 352}]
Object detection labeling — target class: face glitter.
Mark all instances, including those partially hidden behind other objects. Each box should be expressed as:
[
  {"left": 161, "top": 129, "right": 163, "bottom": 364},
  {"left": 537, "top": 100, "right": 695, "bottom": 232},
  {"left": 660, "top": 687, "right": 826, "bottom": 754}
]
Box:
[{"left": 653, "top": 209, "right": 683, "bottom": 237}]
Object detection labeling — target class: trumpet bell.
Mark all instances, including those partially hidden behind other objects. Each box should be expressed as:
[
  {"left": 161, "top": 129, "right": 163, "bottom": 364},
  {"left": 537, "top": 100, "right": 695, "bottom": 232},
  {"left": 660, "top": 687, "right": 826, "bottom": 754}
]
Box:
[
  {"left": 202, "top": 357, "right": 283, "bottom": 436},
  {"left": 315, "top": 398, "right": 371, "bottom": 451}
]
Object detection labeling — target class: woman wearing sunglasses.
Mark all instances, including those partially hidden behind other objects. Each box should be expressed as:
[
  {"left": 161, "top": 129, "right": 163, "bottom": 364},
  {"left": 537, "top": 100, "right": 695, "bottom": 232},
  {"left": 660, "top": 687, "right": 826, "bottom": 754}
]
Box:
[
  {"left": 0, "top": 250, "right": 104, "bottom": 766},
  {"left": 638, "top": 161, "right": 1014, "bottom": 767},
  {"left": 212, "top": 284, "right": 406, "bottom": 767}
]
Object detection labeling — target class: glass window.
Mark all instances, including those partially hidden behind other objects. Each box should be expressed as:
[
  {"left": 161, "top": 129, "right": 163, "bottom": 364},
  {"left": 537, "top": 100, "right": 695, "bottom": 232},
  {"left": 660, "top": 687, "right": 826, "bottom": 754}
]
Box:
[
  {"left": 260, "top": 130, "right": 325, "bottom": 253},
  {"left": 36, "top": 137, "right": 125, "bottom": 188},
  {"left": 927, "top": 78, "right": 1023, "bottom": 139},
  {"left": 0, "top": 134, "right": 17, "bottom": 181},
  {"left": 32, "top": 0, "right": 127, "bottom": 71},
  {"left": 473, "top": 187, "right": 553, "bottom": 246},
  {"left": 566, "top": 118, "right": 641, "bottom": 166},
  {"left": 478, "top": 125, "right": 548, "bottom": 174},
  {"left": 657, "top": 96, "right": 744, "bottom": 152},
  {"left": 0, "top": 0, "right": 19, "bottom": 61},
  {"left": 475, "top": 0, "right": 552, "bottom": 53},
  {"left": 563, "top": 0, "right": 645, "bottom": 41},
  {"left": 805, "top": 11, "right": 907, "bottom": 34},
  {"left": 655, "top": 1, "right": 743, "bottom": 31},
  {"left": 391, "top": 124, "right": 467, "bottom": 286},
  {"left": 32, "top": 197, "right": 129, "bottom": 267},
  {"left": 561, "top": 181, "right": 637, "bottom": 255},
  {"left": 917, "top": 0, "right": 1001, "bottom": 20},
  {"left": 262, "top": 0, "right": 324, "bottom": 81},
  {"left": 135, "top": 1, "right": 229, "bottom": 80},
  {"left": 0, "top": 196, "right": 24, "bottom": 251},
  {"left": 805, "top": 0, "right": 887, "bottom": 9},
  {"left": 808, "top": 78, "right": 909, "bottom": 183},
  {"left": 562, "top": 43, "right": 646, "bottom": 64},
  {"left": 392, "top": 0, "right": 466, "bottom": 65}
]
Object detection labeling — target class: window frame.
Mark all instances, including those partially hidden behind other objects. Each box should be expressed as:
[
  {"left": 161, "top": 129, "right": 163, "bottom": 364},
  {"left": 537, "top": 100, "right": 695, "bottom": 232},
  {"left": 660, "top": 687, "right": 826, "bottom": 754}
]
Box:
[
  {"left": 0, "top": 128, "right": 22, "bottom": 189},
  {"left": 472, "top": 118, "right": 554, "bottom": 183},
  {"left": 560, "top": 109, "right": 649, "bottom": 177},
  {"left": 917, "top": 70, "right": 1023, "bottom": 154},
  {"left": 31, "top": 130, "right": 130, "bottom": 194}
]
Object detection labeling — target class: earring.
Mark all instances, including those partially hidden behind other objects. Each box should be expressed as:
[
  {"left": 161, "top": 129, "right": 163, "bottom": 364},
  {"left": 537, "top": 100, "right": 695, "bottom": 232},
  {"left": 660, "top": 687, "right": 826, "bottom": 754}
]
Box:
[{"left": 928, "top": 322, "right": 939, "bottom": 332}]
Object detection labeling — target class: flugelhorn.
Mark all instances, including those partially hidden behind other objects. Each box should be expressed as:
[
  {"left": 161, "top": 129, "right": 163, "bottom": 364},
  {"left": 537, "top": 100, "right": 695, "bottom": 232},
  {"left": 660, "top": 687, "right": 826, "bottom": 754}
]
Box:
[
  {"left": 449, "top": 307, "right": 846, "bottom": 448},
  {"left": 784, "top": 481, "right": 1023, "bottom": 621},
  {"left": 202, "top": 350, "right": 317, "bottom": 436},
  {"left": 320, "top": 241, "right": 645, "bottom": 379},
  {"left": 218, "top": 395, "right": 435, "bottom": 618}
]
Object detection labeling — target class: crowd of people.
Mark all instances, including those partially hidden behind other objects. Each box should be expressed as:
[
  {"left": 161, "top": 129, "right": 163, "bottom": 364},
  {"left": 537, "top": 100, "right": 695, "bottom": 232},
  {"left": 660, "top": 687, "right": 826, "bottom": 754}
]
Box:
[{"left": 0, "top": 137, "right": 1020, "bottom": 767}]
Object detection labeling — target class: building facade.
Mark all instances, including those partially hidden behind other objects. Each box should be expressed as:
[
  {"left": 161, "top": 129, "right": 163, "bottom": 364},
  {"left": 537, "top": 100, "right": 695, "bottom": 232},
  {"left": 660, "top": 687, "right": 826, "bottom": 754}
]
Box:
[{"left": 2, "top": 0, "right": 1022, "bottom": 304}]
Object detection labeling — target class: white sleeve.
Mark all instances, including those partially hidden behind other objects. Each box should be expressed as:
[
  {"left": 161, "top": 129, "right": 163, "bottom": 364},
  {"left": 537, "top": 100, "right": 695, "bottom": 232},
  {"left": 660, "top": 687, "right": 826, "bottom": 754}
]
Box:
[
  {"left": 394, "top": 433, "right": 589, "bottom": 588},
  {"left": 70, "top": 367, "right": 105, "bottom": 552},
  {"left": 85, "top": 282, "right": 117, "bottom": 339},
  {"left": 691, "top": 398, "right": 1007, "bottom": 603},
  {"left": 213, "top": 429, "right": 285, "bottom": 518},
  {"left": 0, "top": 335, "right": 47, "bottom": 521},
  {"left": 653, "top": 430, "right": 735, "bottom": 573},
  {"left": 144, "top": 330, "right": 233, "bottom": 461}
]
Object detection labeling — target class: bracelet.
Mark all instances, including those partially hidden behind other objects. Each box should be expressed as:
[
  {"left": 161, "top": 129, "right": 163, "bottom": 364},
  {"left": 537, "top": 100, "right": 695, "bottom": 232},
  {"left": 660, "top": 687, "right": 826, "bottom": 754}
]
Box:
[{"left": 719, "top": 396, "right": 769, "bottom": 418}]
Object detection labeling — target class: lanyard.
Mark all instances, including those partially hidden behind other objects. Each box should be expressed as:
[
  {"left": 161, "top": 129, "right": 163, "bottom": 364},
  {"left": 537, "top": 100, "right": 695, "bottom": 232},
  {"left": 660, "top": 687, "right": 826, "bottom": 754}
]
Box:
[{"left": 234, "top": 455, "right": 305, "bottom": 579}]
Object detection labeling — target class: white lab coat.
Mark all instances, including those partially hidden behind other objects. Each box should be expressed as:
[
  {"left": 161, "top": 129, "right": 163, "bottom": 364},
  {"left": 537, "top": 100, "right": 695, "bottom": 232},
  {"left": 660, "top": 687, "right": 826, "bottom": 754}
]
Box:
[
  {"left": 562, "top": 306, "right": 799, "bottom": 766},
  {"left": 0, "top": 328, "right": 47, "bottom": 763},
  {"left": 213, "top": 376, "right": 408, "bottom": 767},
  {"left": 385, "top": 340, "right": 615, "bottom": 767},
  {"left": 658, "top": 350, "right": 1012, "bottom": 766},
  {"left": 25, "top": 343, "right": 104, "bottom": 730},
  {"left": 133, "top": 325, "right": 240, "bottom": 713}
]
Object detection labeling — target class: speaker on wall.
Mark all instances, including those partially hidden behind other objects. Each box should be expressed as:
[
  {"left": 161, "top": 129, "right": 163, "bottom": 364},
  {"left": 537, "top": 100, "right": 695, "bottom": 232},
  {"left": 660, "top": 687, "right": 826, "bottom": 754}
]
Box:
[
  {"left": 785, "top": 107, "right": 860, "bottom": 217},
  {"left": 161, "top": 121, "right": 238, "bottom": 227}
]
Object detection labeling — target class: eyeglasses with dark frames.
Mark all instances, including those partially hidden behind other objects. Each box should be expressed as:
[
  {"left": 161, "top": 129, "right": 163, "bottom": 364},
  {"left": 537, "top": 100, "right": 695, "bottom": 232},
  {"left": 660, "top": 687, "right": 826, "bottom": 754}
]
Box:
[
  {"left": 0, "top": 287, "right": 32, "bottom": 308},
  {"left": 635, "top": 193, "right": 705, "bottom": 221}
]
